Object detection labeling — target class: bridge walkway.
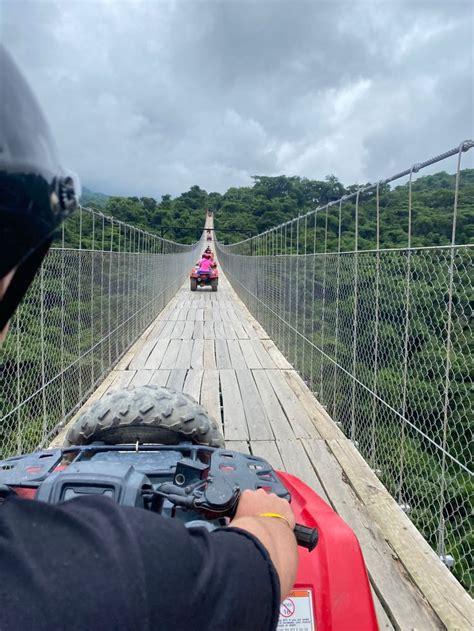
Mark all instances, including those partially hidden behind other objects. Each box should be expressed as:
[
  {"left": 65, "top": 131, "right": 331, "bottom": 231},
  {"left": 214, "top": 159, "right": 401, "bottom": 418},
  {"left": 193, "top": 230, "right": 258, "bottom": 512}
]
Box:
[{"left": 52, "top": 268, "right": 464, "bottom": 629}]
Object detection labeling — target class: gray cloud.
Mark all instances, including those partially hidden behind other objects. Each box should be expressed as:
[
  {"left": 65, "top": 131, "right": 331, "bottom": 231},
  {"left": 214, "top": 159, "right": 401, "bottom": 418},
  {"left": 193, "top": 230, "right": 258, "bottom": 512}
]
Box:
[{"left": 1, "top": 0, "right": 473, "bottom": 197}]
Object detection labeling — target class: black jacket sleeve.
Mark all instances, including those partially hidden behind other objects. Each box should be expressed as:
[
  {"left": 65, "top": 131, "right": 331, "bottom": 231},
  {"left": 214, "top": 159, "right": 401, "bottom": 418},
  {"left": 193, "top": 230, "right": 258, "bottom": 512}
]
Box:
[{"left": 0, "top": 495, "right": 280, "bottom": 631}]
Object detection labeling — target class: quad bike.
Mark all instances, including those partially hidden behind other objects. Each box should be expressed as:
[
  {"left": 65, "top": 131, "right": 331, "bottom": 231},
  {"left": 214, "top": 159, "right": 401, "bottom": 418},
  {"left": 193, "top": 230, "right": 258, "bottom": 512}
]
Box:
[
  {"left": 0, "top": 386, "right": 378, "bottom": 630},
  {"left": 190, "top": 265, "right": 218, "bottom": 292}
]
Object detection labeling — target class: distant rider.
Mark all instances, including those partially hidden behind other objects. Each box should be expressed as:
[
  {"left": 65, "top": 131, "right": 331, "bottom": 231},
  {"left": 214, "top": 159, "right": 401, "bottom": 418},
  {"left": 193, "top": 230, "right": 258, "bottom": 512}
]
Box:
[
  {"left": 198, "top": 251, "right": 213, "bottom": 272},
  {"left": 0, "top": 46, "right": 298, "bottom": 631}
]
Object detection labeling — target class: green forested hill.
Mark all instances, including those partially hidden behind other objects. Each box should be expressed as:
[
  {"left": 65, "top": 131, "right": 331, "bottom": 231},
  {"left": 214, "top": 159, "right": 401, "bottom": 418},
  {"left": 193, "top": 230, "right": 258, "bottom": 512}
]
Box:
[
  {"left": 2, "top": 170, "right": 472, "bottom": 590},
  {"left": 88, "top": 169, "right": 474, "bottom": 248}
]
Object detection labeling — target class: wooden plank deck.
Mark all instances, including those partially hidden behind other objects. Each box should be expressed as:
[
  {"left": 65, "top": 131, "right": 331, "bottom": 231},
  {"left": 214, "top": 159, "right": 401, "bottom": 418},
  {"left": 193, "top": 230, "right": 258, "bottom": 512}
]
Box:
[{"left": 52, "top": 270, "right": 471, "bottom": 630}]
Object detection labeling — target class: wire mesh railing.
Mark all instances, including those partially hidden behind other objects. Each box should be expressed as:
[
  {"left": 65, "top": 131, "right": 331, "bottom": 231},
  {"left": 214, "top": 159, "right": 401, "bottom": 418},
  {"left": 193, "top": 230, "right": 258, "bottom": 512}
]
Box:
[
  {"left": 0, "top": 206, "right": 201, "bottom": 458},
  {"left": 217, "top": 140, "right": 474, "bottom": 592}
]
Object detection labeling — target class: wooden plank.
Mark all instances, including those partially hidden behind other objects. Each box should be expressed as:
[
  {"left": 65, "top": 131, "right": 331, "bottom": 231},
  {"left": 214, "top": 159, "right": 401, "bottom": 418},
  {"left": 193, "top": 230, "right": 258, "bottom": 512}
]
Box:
[
  {"left": 280, "top": 370, "right": 343, "bottom": 440},
  {"left": 204, "top": 306, "right": 213, "bottom": 321},
  {"left": 144, "top": 337, "right": 171, "bottom": 369},
  {"left": 223, "top": 321, "right": 237, "bottom": 339},
  {"left": 252, "top": 371, "right": 296, "bottom": 440},
  {"left": 104, "top": 369, "right": 136, "bottom": 395},
  {"left": 241, "top": 321, "right": 258, "bottom": 339},
  {"left": 149, "top": 369, "right": 171, "bottom": 387},
  {"left": 145, "top": 318, "right": 167, "bottom": 342},
  {"left": 261, "top": 339, "right": 293, "bottom": 369},
  {"left": 195, "top": 308, "right": 204, "bottom": 322},
  {"left": 227, "top": 340, "right": 247, "bottom": 369},
  {"left": 215, "top": 339, "right": 232, "bottom": 369},
  {"left": 253, "top": 321, "right": 269, "bottom": 339},
  {"left": 277, "top": 439, "right": 329, "bottom": 502},
  {"left": 267, "top": 370, "right": 319, "bottom": 439},
  {"left": 128, "top": 338, "right": 156, "bottom": 370},
  {"left": 232, "top": 321, "right": 248, "bottom": 339},
  {"left": 126, "top": 318, "right": 166, "bottom": 369},
  {"left": 214, "top": 321, "right": 226, "bottom": 339},
  {"left": 187, "top": 307, "right": 197, "bottom": 321},
  {"left": 203, "top": 322, "right": 215, "bottom": 340},
  {"left": 190, "top": 339, "right": 204, "bottom": 369},
  {"left": 328, "top": 439, "right": 471, "bottom": 631},
  {"left": 166, "top": 368, "right": 187, "bottom": 392},
  {"left": 235, "top": 370, "right": 273, "bottom": 440},
  {"left": 193, "top": 321, "right": 204, "bottom": 339},
  {"left": 239, "top": 339, "right": 262, "bottom": 369},
  {"left": 200, "top": 369, "right": 221, "bottom": 427},
  {"left": 203, "top": 339, "right": 216, "bottom": 369},
  {"left": 174, "top": 308, "right": 186, "bottom": 321},
  {"left": 160, "top": 339, "right": 182, "bottom": 369},
  {"left": 130, "top": 369, "right": 154, "bottom": 387},
  {"left": 303, "top": 439, "right": 442, "bottom": 630},
  {"left": 220, "top": 369, "right": 248, "bottom": 440},
  {"left": 181, "top": 320, "right": 195, "bottom": 340},
  {"left": 372, "top": 588, "right": 395, "bottom": 630},
  {"left": 227, "top": 306, "right": 241, "bottom": 323},
  {"left": 183, "top": 369, "right": 203, "bottom": 402},
  {"left": 250, "top": 339, "right": 277, "bottom": 369},
  {"left": 170, "top": 320, "right": 185, "bottom": 339},
  {"left": 250, "top": 440, "right": 284, "bottom": 471},
  {"left": 156, "top": 319, "right": 175, "bottom": 340},
  {"left": 175, "top": 339, "right": 194, "bottom": 369},
  {"left": 225, "top": 440, "right": 250, "bottom": 454}
]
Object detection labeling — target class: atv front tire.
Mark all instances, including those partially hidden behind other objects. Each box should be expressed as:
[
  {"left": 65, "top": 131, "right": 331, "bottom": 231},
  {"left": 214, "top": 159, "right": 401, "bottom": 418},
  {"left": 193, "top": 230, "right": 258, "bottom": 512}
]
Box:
[
  {"left": 211, "top": 279, "right": 218, "bottom": 292},
  {"left": 190, "top": 278, "right": 197, "bottom": 291},
  {"left": 64, "top": 385, "right": 224, "bottom": 448}
]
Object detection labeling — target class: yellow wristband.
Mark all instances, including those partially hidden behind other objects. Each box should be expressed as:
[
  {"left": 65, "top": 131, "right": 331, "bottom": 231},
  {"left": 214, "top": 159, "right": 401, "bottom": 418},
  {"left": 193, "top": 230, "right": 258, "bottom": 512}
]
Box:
[{"left": 258, "top": 512, "right": 292, "bottom": 529}]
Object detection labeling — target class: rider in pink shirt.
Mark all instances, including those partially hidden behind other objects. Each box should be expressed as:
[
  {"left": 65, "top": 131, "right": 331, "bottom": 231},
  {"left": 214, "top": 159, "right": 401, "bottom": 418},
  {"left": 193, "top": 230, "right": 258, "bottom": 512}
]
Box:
[{"left": 199, "top": 254, "right": 213, "bottom": 272}]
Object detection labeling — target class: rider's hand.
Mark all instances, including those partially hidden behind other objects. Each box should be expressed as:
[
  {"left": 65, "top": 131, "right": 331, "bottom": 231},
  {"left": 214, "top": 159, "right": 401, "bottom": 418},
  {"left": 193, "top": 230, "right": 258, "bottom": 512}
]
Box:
[
  {"left": 230, "top": 489, "right": 298, "bottom": 600},
  {"left": 233, "top": 489, "right": 295, "bottom": 529}
]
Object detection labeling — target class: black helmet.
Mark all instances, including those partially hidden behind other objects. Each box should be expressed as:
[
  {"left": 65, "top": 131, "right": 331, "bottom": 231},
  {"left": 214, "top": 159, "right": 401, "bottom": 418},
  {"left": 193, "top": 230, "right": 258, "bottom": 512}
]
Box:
[{"left": 0, "top": 46, "right": 80, "bottom": 330}]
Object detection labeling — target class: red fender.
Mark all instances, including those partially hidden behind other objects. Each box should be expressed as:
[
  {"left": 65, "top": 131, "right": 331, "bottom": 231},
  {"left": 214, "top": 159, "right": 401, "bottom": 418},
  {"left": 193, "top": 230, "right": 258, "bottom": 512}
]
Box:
[{"left": 277, "top": 471, "right": 378, "bottom": 630}]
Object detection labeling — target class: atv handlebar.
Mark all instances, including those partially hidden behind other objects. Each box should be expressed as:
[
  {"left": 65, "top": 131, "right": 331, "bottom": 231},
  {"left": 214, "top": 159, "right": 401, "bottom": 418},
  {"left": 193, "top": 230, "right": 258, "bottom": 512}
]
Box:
[{"left": 149, "top": 478, "right": 319, "bottom": 551}]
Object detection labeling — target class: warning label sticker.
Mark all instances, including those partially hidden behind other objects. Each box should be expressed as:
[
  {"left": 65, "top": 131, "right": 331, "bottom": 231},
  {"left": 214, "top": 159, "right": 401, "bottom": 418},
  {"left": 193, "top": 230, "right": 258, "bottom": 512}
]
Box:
[{"left": 277, "top": 589, "right": 316, "bottom": 630}]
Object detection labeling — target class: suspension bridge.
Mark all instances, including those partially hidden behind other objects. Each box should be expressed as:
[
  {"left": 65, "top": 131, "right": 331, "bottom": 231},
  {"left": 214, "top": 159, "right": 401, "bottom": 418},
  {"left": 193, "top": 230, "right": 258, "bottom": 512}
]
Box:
[{"left": 1, "top": 142, "right": 473, "bottom": 629}]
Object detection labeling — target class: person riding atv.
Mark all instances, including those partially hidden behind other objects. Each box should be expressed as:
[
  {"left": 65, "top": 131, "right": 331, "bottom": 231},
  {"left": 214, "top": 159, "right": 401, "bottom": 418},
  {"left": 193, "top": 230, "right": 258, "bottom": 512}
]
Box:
[
  {"left": 0, "top": 46, "right": 298, "bottom": 631},
  {"left": 190, "top": 252, "right": 218, "bottom": 291}
]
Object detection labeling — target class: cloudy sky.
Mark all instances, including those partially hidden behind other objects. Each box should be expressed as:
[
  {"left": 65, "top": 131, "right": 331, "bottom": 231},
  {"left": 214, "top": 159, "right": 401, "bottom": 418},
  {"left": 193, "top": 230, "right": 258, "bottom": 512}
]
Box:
[{"left": 2, "top": 0, "right": 473, "bottom": 197}]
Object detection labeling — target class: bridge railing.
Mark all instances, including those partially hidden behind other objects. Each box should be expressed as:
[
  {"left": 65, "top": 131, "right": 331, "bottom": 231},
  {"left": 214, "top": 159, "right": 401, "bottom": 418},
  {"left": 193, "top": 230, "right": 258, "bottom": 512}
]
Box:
[
  {"left": 0, "top": 206, "right": 200, "bottom": 459},
  {"left": 217, "top": 141, "right": 473, "bottom": 592}
]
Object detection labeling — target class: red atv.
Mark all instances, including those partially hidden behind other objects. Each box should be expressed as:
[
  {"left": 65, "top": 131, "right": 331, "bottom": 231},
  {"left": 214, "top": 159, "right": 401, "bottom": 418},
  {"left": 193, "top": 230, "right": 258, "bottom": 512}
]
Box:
[
  {"left": 190, "top": 264, "right": 218, "bottom": 292},
  {"left": 0, "top": 386, "right": 378, "bottom": 631}
]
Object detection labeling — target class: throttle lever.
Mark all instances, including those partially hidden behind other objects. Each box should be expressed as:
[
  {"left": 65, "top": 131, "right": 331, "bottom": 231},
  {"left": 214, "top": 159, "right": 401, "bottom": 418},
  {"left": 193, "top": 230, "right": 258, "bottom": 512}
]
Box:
[
  {"left": 226, "top": 488, "right": 318, "bottom": 552},
  {"left": 293, "top": 523, "right": 318, "bottom": 552}
]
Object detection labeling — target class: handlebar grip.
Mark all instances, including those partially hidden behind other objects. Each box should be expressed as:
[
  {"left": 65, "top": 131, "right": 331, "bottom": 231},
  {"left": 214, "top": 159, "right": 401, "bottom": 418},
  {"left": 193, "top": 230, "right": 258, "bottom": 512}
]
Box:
[{"left": 294, "top": 523, "right": 318, "bottom": 552}]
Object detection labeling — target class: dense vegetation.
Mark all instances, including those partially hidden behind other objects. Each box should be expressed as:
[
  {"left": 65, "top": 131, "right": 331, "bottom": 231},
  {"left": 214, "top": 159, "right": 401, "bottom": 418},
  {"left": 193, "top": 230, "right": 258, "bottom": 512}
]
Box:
[
  {"left": 83, "top": 170, "right": 474, "bottom": 250},
  {"left": 1, "top": 170, "right": 473, "bottom": 591}
]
